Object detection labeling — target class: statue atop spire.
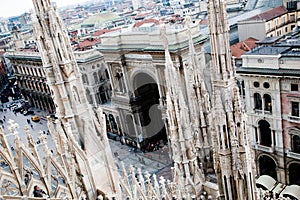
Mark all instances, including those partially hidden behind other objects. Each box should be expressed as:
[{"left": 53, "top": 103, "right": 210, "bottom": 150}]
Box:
[{"left": 208, "top": 0, "right": 235, "bottom": 82}]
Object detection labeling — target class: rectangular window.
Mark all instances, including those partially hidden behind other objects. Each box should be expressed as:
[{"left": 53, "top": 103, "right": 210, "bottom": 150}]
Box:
[
  {"left": 292, "top": 101, "right": 299, "bottom": 117},
  {"left": 291, "top": 83, "right": 299, "bottom": 91},
  {"left": 291, "top": 25, "right": 296, "bottom": 30},
  {"left": 290, "top": 14, "right": 295, "bottom": 22}
]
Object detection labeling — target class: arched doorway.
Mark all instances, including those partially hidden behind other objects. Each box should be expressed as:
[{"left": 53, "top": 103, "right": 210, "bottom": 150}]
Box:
[
  {"left": 258, "top": 155, "right": 277, "bottom": 180},
  {"left": 131, "top": 73, "right": 167, "bottom": 151},
  {"left": 289, "top": 163, "right": 300, "bottom": 185},
  {"left": 258, "top": 120, "right": 272, "bottom": 147}
]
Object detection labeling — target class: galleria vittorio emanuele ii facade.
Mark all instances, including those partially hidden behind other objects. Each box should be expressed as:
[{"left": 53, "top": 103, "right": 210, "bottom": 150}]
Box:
[{"left": 0, "top": 0, "right": 299, "bottom": 199}]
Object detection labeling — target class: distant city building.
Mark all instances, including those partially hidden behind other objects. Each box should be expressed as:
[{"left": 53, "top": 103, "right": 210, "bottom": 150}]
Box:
[
  {"left": 5, "top": 49, "right": 110, "bottom": 113},
  {"left": 0, "top": 52, "right": 8, "bottom": 103},
  {"left": 132, "top": 0, "right": 144, "bottom": 10},
  {"left": 98, "top": 24, "right": 209, "bottom": 154},
  {"left": 230, "top": 37, "right": 258, "bottom": 67},
  {"left": 0, "top": 21, "right": 9, "bottom": 33},
  {"left": 238, "top": 5, "right": 300, "bottom": 41}
]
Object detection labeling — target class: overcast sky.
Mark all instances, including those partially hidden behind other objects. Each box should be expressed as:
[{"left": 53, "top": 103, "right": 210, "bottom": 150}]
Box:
[{"left": 0, "top": 0, "right": 89, "bottom": 18}]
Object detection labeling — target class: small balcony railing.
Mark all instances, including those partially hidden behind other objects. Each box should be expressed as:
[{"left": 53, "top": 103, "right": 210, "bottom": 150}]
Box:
[
  {"left": 288, "top": 115, "right": 300, "bottom": 122},
  {"left": 287, "top": 151, "right": 300, "bottom": 160},
  {"left": 255, "top": 144, "right": 274, "bottom": 153}
]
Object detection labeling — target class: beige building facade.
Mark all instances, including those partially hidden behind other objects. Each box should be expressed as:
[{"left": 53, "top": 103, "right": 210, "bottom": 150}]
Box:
[
  {"left": 238, "top": 5, "right": 300, "bottom": 41},
  {"left": 5, "top": 49, "right": 111, "bottom": 113}
]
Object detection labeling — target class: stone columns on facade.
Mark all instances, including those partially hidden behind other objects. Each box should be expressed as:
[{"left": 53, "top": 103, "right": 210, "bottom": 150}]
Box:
[
  {"left": 107, "top": 63, "right": 116, "bottom": 97},
  {"left": 120, "top": 63, "right": 129, "bottom": 94},
  {"left": 271, "top": 129, "right": 275, "bottom": 149},
  {"left": 131, "top": 113, "right": 140, "bottom": 148}
]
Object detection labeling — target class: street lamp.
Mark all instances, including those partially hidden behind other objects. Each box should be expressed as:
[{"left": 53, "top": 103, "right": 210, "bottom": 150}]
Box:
[{"left": 200, "top": 191, "right": 213, "bottom": 200}]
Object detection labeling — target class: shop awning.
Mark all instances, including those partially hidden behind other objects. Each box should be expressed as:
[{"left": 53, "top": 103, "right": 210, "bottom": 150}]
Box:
[
  {"left": 281, "top": 185, "right": 300, "bottom": 200},
  {"left": 256, "top": 175, "right": 277, "bottom": 191}
]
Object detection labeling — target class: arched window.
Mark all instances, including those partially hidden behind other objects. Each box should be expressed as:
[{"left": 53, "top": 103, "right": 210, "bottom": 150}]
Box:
[
  {"left": 99, "top": 86, "right": 107, "bottom": 104},
  {"left": 292, "top": 135, "right": 300, "bottom": 154},
  {"left": 82, "top": 74, "right": 89, "bottom": 85},
  {"left": 259, "top": 155, "right": 277, "bottom": 180},
  {"left": 85, "top": 89, "right": 92, "bottom": 104},
  {"left": 99, "top": 70, "right": 104, "bottom": 81},
  {"left": 259, "top": 120, "right": 272, "bottom": 147},
  {"left": 105, "top": 69, "right": 109, "bottom": 79},
  {"left": 254, "top": 93, "right": 262, "bottom": 110},
  {"left": 93, "top": 72, "right": 98, "bottom": 83},
  {"left": 264, "top": 94, "right": 272, "bottom": 113}
]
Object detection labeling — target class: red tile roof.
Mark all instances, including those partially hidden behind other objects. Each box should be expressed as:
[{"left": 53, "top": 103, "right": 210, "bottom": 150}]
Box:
[
  {"left": 199, "top": 19, "right": 208, "bottom": 25},
  {"left": 135, "top": 11, "right": 153, "bottom": 18},
  {"left": 248, "top": 6, "right": 287, "bottom": 21},
  {"left": 231, "top": 37, "right": 259, "bottom": 58},
  {"left": 133, "top": 18, "right": 160, "bottom": 28},
  {"left": 78, "top": 38, "right": 100, "bottom": 49},
  {"left": 92, "top": 28, "right": 120, "bottom": 36}
]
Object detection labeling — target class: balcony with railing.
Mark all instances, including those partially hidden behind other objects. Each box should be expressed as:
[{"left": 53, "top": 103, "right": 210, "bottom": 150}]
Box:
[
  {"left": 254, "top": 109, "right": 273, "bottom": 116},
  {"left": 288, "top": 115, "right": 300, "bottom": 122},
  {"left": 287, "top": 150, "right": 300, "bottom": 160},
  {"left": 255, "top": 143, "right": 274, "bottom": 153}
]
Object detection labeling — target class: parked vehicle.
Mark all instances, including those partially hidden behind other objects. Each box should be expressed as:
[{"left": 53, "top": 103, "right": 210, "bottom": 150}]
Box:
[
  {"left": 31, "top": 116, "right": 40, "bottom": 122},
  {"left": 13, "top": 105, "right": 25, "bottom": 112},
  {"left": 107, "top": 132, "right": 120, "bottom": 141},
  {"left": 49, "top": 114, "right": 58, "bottom": 119},
  {"left": 122, "top": 136, "right": 137, "bottom": 147},
  {"left": 23, "top": 110, "right": 34, "bottom": 116},
  {"left": 8, "top": 103, "right": 16, "bottom": 108}
]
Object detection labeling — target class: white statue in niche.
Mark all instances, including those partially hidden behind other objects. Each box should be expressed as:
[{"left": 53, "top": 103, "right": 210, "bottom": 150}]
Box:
[{"left": 72, "top": 87, "right": 81, "bottom": 104}]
